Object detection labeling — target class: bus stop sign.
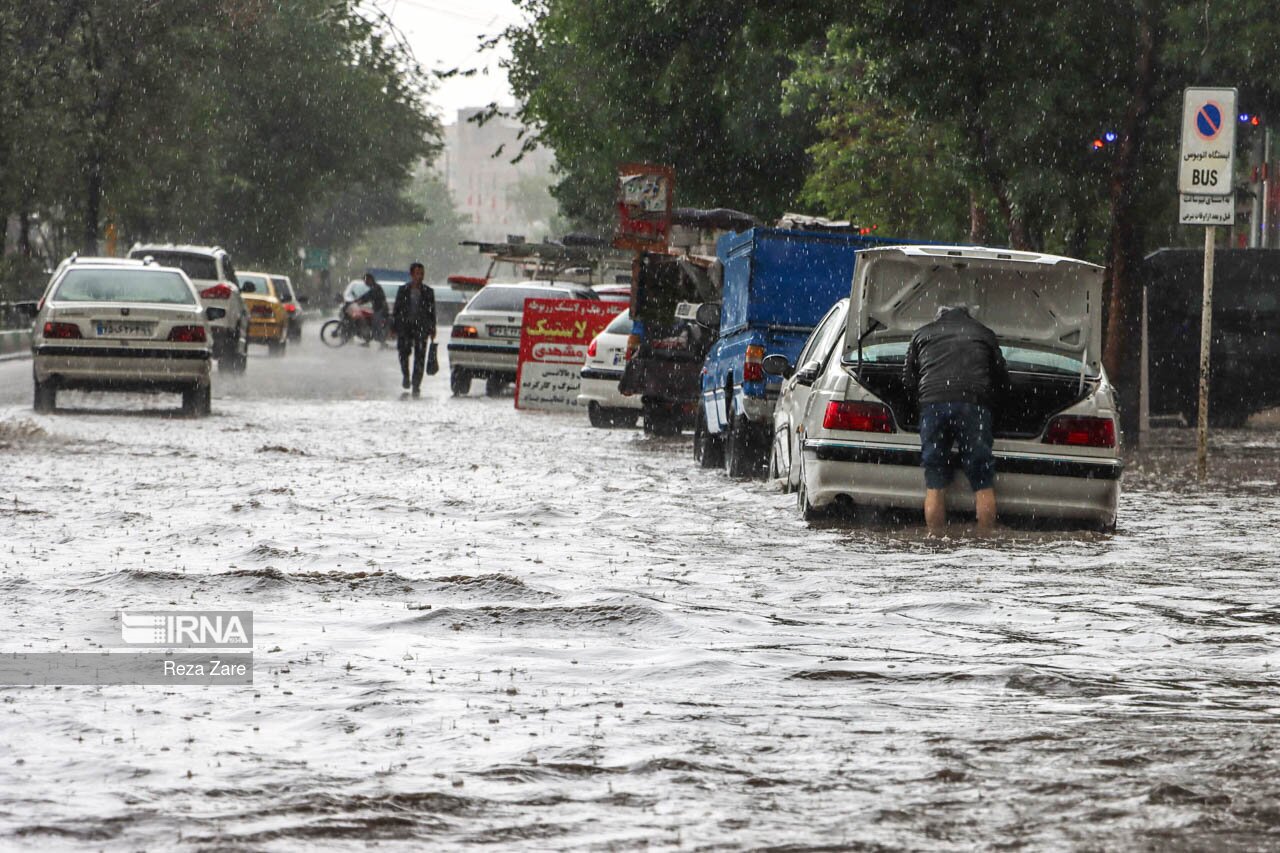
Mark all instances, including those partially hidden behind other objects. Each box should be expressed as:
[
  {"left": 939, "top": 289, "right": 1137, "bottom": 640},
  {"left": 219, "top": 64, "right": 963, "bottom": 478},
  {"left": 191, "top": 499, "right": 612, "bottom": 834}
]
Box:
[{"left": 1178, "top": 87, "right": 1236, "bottom": 195}]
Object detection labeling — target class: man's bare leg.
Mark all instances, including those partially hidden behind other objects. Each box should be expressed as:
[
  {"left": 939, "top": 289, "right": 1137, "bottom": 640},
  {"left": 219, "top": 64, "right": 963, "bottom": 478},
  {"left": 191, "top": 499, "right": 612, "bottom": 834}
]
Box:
[
  {"left": 925, "top": 488, "right": 947, "bottom": 534},
  {"left": 974, "top": 488, "right": 997, "bottom": 533}
]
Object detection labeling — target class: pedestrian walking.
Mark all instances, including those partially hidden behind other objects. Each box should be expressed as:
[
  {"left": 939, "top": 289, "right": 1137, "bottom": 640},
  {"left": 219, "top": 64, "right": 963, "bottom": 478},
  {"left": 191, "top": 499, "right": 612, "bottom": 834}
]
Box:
[
  {"left": 903, "top": 304, "right": 1010, "bottom": 534},
  {"left": 392, "top": 262, "right": 436, "bottom": 397}
]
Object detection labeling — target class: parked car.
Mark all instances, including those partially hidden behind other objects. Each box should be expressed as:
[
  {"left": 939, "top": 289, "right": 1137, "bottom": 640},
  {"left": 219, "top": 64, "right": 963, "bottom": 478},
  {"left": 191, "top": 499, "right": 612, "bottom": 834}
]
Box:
[
  {"left": 127, "top": 244, "right": 248, "bottom": 373},
  {"left": 592, "top": 283, "right": 632, "bottom": 305},
  {"left": 578, "top": 308, "right": 640, "bottom": 427},
  {"left": 767, "top": 245, "right": 1122, "bottom": 530},
  {"left": 448, "top": 282, "right": 598, "bottom": 397},
  {"left": 269, "top": 275, "right": 304, "bottom": 342},
  {"left": 1142, "top": 248, "right": 1280, "bottom": 427},
  {"left": 237, "top": 271, "right": 289, "bottom": 356},
  {"left": 32, "top": 256, "right": 215, "bottom": 416},
  {"left": 698, "top": 228, "right": 903, "bottom": 477}
]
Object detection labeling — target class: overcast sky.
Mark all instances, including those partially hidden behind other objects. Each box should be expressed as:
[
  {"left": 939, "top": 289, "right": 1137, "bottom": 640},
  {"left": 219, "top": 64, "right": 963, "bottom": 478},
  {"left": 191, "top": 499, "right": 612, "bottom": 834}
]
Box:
[{"left": 368, "top": 0, "right": 525, "bottom": 124}]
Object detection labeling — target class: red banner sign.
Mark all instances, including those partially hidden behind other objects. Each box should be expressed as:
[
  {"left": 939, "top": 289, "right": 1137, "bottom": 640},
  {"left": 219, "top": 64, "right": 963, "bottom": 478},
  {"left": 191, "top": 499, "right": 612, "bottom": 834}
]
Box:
[{"left": 516, "top": 298, "right": 623, "bottom": 411}]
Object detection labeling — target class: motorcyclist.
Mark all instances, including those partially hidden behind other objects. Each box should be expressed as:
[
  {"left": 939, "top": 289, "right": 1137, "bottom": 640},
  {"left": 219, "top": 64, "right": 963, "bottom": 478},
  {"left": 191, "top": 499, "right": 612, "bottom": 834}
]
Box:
[{"left": 353, "top": 273, "right": 389, "bottom": 345}]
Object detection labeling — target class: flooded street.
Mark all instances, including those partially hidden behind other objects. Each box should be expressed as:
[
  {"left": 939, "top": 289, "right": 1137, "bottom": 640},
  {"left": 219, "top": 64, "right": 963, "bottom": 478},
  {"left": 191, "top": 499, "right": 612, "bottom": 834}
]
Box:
[{"left": 2, "top": 343, "right": 1279, "bottom": 850}]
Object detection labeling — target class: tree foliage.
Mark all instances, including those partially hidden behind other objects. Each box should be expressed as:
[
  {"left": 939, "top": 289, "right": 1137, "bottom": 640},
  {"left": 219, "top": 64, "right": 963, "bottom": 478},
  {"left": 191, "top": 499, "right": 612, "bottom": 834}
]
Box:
[{"left": 0, "top": 0, "right": 440, "bottom": 284}]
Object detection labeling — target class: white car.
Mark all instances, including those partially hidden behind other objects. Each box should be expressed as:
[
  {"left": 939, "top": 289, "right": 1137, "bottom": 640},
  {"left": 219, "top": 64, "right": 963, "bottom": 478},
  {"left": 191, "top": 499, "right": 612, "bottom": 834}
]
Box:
[
  {"left": 127, "top": 244, "right": 248, "bottom": 373},
  {"left": 766, "top": 245, "right": 1122, "bottom": 530},
  {"left": 448, "top": 282, "right": 598, "bottom": 397},
  {"left": 32, "top": 257, "right": 216, "bottom": 416},
  {"left": 578, "top": 308, "right": 640, "bottom": 427}
]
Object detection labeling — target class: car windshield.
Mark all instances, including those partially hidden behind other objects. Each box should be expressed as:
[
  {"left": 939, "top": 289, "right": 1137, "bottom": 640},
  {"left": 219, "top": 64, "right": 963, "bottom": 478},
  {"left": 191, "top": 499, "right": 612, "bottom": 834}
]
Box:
[
  {"left": 54, "top": 269, "right": 195, "bottom": 305},
  {"left": 467, "top": 286, "right": 575, "bottom": 312},
  {"left": 132, "top": 252, "right": 217, "bottom": 281},
  {"left": 270, "top": 277, "right": 294, "bottom": 301},
  {"left": 605, "top": 310, "right": 632, "bottom": 335},
  {"left": 239, "top": 273, "right": 270, "bottom": 295},
  {"left": 845, "top": 340, "right": 1088, "bottom": 376}
]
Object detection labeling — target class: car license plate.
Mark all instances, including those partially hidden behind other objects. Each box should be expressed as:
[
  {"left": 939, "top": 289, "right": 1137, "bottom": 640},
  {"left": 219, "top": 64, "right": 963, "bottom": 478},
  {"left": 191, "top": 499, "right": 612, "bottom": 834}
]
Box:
[
  {"left": 95, "top": 321, "right": 154, "bottom": 337},
  {"left": 490, "top": 325, "right": 522, "bottom": 339}
]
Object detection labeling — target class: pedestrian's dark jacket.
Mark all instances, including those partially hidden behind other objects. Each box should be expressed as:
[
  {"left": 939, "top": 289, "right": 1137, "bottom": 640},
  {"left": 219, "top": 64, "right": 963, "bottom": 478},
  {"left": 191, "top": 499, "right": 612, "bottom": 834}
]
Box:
[
  {"left": 903, "top": 307, "right": 1010, "bottom": 409},
  {"left": 393, "top": 281, "right": 436, "bottom": 338},
  {"left": 355, "top": 281, "right": 388, "bottom": 314}
]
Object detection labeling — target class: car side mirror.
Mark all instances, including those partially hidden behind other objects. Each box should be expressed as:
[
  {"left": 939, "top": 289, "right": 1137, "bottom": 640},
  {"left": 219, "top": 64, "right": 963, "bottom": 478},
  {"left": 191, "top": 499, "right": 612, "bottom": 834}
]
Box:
[
  {"left": 205, "top": 307, "right": 226, "bottom": 322},
  {"left": 240, "top": 281, "right": 256, "bottom": 293},
  {"left": 762, "top": 354, "right": 794, "bottom": 378},
  {"left": 795, "top": 359, "right": 822, "bottom": 386},
  {"left": 694, "top": 301, "right": 721, "bottom": 328}
]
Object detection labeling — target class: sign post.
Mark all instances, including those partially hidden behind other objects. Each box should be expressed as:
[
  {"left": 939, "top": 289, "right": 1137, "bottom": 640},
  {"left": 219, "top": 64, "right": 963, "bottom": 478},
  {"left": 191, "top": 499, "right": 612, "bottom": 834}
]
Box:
[{"left": 1178, "top": 87, "right": 1236, "bottom": 483}]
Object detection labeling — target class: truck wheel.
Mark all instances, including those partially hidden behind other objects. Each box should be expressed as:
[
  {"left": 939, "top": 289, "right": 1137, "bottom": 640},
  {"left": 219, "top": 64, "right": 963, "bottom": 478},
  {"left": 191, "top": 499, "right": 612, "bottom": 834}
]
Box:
[
  {"left": 725, "top": 415, "right": 761, "bottom": 478},
  {"left": 588, "top": 401, "right": 610, "bottom": 428},
  {"left": 267, "top": 337, "right": 287, "bottom": 357},
  {"left": 33, "top": 379, "right": 55, "bottom": 413},
  {"left": 450, "top": 368, "right": 471, "bottom": 396},
  {"left": 693, "top": 407, "right": 724, "bottom": 468},
  {"left": 611, "top": 410, "right": 639, "bottom": 428}
]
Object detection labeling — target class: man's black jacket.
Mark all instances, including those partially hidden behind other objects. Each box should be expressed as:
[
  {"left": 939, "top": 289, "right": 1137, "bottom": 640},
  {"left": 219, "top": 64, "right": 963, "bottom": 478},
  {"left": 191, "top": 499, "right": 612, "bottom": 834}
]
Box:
[
  {"left": 393, "top": 282, "right": 436, "bottom": 339},
  {"left": 903, "top": 308, "right": 1010, "bottom": 409},
  {"left": 355, "top": 281, "right": 388, "bottom": 314}
]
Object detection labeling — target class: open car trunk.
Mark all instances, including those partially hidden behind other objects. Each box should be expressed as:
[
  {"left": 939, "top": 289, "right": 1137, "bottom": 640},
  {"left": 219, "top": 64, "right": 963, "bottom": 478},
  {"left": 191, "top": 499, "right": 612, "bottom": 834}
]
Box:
[
  {"left": 855, "top": 363, "right": 1093, "bottom": 439},
  {"left": 846, "top": 245, "right": 1106, "bottom": 437}
]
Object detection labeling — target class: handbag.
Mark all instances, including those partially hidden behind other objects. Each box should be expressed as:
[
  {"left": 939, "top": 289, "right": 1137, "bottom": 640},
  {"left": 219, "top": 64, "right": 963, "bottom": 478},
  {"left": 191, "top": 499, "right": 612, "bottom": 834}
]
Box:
[{"left": 426, "top": 341, "right": 439, "bottom": 375}]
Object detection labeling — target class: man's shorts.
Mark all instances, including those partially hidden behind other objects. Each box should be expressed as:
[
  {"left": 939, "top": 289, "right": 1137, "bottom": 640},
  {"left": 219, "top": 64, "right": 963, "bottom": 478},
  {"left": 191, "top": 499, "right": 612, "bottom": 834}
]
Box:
[{"left": 919, "top": 402, "right": 995, "bottom": 491}]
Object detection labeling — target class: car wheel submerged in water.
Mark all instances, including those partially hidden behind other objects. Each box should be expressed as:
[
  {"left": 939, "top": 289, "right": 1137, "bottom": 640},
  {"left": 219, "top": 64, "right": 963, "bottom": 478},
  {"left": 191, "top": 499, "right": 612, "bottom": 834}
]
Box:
[
  {"left": 450, "top": 368, "right": 471, "bottom": 396},
  {"left": 693, "top": 406, "right": 724, "bottom": 468}
]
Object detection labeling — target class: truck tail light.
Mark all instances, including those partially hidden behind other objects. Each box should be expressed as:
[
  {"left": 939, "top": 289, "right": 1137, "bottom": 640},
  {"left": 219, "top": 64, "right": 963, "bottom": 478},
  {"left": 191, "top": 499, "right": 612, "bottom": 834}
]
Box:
[
  {"left": 625, "top": 333, "right": 639, "bottom": 361},
  {"left": 1044, "top": 415, "right": 1116, "bottom": 448},
  {"left": 200, "top": 283, "right": 233, "bottom": 300},
  {"left": 167, "top": 325, "right": 207, "bottom": 343},
  {"left": 743, "top": 344, "right": 766, "bottom": 382},
  {"left": 823, "top": 401, "right": 893, "bottom": 433},
  {"left": 250, "top": 304, "right": 274, "bottom": 318},
  {"left": 43, "top": 321, "right": 82, "bottom": 339},
  {"left": 452, "top": 324, "right": 478, "bottom": 338}
]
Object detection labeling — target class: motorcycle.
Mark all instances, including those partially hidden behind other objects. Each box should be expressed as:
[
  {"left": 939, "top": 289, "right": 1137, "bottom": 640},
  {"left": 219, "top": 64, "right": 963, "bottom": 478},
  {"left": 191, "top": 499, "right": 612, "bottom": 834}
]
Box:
[{"left": 320, "top": 301, "right": 390, "bottom": 348}]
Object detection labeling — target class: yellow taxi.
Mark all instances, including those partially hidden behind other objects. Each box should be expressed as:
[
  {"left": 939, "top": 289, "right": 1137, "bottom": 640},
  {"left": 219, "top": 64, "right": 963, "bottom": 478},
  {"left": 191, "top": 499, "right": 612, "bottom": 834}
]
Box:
[{"left": 237, "top": 271, "right": 289, "bottom": 356}]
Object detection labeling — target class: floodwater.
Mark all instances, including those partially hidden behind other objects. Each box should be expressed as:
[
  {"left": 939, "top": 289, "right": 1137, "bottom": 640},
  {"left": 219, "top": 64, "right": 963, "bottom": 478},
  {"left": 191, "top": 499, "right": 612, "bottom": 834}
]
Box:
[{"left": 1, "top": 340, "right": 1279, "bottom": 850}]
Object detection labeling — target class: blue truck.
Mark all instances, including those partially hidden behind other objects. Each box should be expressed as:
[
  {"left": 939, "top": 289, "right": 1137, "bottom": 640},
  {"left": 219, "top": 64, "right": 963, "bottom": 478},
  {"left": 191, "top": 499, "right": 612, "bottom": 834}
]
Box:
[{"left": 695, "top": 228, "right": 903, "bottom": 477}]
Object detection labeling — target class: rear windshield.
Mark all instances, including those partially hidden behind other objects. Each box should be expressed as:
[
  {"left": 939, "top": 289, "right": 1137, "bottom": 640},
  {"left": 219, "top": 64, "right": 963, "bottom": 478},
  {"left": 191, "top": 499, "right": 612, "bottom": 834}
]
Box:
[
  {"left": 54, "top": 269, "right": 195, "bottom": 305},
  {"left": 133, "top": 252, "right": 217, "bottom": 281},
  {"left": 467, "top": 286, "right": 578, "bottom": 312},
  {"left": 239, "top": 273, "right": 270, "bottom": 295},
  {"left": 270, "top": 277, "right": 294, "bottom": 301},
  {"left": 850, "top": 341, "right": 1086, "bottom": 376},
  {"left": 605, "top": 311, "right": 633, "bottom": 335}
]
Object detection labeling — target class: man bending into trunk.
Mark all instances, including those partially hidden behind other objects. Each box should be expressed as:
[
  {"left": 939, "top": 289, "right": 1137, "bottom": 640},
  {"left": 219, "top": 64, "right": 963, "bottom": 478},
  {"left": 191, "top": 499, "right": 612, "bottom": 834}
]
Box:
[{"left": 904, "top": 305, "right": 1010, "bottom": 534}]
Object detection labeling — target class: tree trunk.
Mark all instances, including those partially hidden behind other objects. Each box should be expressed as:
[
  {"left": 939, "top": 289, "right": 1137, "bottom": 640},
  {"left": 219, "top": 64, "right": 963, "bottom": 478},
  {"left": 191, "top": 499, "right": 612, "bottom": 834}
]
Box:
[
  {"left": 968, "top": 188, "right": 990, "bottom": 243},
  {"left": 83, "top": 145, "right": 102, "bottom": 255},
  {"left": 18, "top": 211, "right": 31, "bottom": 257},
  {"left": 1102, "top": 4, "right": 1157, "bottom": 382}
]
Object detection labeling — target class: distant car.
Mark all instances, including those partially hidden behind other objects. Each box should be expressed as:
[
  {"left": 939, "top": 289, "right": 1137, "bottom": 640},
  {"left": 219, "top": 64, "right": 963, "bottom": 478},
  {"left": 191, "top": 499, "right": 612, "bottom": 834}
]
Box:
[
  {"left": 578, "top": 308, "right": 640, "bottom": 427},
  {"left": 32, "top": 256, "right": 215, "bottom": 416},
  {"left": 269, "top": 275, "right": 304, "bottom": 342},
  {"left": 237, "top": 271, "right": 289, "bottom": 356},
  {"left": 448, "top": 282, "right": 598, "bottom": 397},
  {"left": 767, "top": 245, "right": 1122, "bottom": 530},
  {"left": 127, "top": 244, "right": 248, "bottom": 373}
]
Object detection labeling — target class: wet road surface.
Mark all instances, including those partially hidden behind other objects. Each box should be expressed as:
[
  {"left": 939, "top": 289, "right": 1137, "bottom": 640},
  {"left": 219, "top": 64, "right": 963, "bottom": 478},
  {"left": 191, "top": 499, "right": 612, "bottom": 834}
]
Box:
[{"left": 1, "top": 340, "right": 1279, "bottom": 850}]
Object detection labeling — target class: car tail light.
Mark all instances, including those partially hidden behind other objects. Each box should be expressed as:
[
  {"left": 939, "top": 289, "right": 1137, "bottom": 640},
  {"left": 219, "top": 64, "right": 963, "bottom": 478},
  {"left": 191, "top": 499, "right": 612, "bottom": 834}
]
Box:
[
  {"left": 201, "top": 283, "right": 233, "bottom": 299},
  {"left": 743, "top": 344, "right": 766, "bottom": 382},
  {"left": 448, "top": 275, "right": 488, "bottom": 287},
  {"left": 285, "top": 303, "right": 297, "bottom": 313},
  {"left": 43, "top": 321, "right": 82, "bottom": 339},
  {"left": 167, "top": 325, "right": 207, "bottom": 343},
  {"left": 587, "top": 338, "right": 598, "bottom": 358},
  {"left": 625, "top": 333, "right": 639, "bottom": 361},
  {"left": 250, "top": 304, "right": 274, "bottom": 318},
  {"left": 1044, "top": 415, "right": 1116, "bottom": 448},
  {"left": 823, "top": 401, "right": 894, "bottom": 433},
  {"left": 452, "top": 324, "right": 478, "bottom": 338}
]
